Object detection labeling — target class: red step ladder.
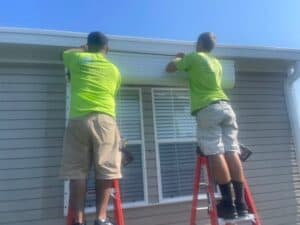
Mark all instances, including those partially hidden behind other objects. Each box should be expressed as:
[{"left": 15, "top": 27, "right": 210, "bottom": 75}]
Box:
[
  {"left": 190, "top": 148, "right": 262, "bottom": 225},
  {"left": 67, "top": 179, "right": 125, "bottom": 225}
]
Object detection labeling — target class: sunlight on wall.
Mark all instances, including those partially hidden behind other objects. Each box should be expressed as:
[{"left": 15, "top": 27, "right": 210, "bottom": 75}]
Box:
[
  {"left": 292, "top": 79, "right": 300, "bottom": 121},
  {"left": 291, "top": 79, "right": 300, "bottom": 151}
]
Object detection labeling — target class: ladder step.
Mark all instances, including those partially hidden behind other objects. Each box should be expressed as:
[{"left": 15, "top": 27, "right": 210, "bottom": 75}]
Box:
[
  {"left": 199, "top": 182, "right": 208, "bottom": 186},
  {"left": 218, "top": 214, "right": 255, "bottom": 225},
  {"left": 196, "top": 207, "right": 208, "bottom": 211}
]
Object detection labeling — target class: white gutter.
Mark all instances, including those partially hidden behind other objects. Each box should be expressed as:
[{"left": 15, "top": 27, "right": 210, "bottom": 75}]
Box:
[
  {"left": 285, "top": 62, "right": 300, "bottom": 170},
  {"left": 1, "top": 27, "right": 300, "bottom": 60}
]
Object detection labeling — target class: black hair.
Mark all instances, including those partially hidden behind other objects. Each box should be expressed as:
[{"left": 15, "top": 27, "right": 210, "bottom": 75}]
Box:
[
  {"left": 197, "top": 32, "right": 216, "bottom": 52},
  {"left": 87, "top": 31, "right": 108, "bottom": 51}
]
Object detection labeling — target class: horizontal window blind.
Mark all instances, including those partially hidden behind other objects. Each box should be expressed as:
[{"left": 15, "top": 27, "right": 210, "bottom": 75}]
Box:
[
  {"left": 153, "top": 89, "right": 201, "bottom": 200},
  {"left": 154, "top": 89, "right": 196, "bottom": 140},
  {"left": 117, "top": 89, "right": 142, "bottom": 141},
  {"left": 117, "top": 89, "right": 144, "bottom": 203},
  {"left": 159, "top": 142, "right": 198, "bottom": 198}
]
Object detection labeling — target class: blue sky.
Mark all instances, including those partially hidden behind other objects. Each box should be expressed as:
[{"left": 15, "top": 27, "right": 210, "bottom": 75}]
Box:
[
  {"left": 1, "top": 1, "right": 300, "bottom": 131},
  {"left": 0, "top": 0, "right": 300, "bottom": 48}
]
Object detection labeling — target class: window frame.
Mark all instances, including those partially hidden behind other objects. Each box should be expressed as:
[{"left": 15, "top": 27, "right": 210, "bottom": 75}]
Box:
[
  {"left": 64, "top": 87, "right": 148, "bottom": 215},
  {"left": 152, "top": 88, "right": 217, "bottom": 203}
]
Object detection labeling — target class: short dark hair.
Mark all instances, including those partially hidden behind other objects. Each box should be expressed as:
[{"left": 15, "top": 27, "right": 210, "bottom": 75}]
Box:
[
  {"left": 87, "top": 31, "right": 108, "bottom": 51},
  {"left": 197, "top": 32, "right": 216, "bottom": 52}
]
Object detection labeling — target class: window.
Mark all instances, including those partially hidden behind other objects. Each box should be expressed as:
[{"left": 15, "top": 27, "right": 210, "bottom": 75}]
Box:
[
  {"left": 152, "top": 88, "right": 199, "bottom": 201},
  {"left": 64, "top": 88, "right": 147, "bottom": 214}
]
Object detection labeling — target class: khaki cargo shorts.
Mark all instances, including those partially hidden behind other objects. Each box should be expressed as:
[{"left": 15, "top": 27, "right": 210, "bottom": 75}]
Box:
[
  {"left": 60, "top": 113, "right": 122, "bottom": 180},
  {"left": 196, "top": 101, "right": 240, "bottom": 156}
]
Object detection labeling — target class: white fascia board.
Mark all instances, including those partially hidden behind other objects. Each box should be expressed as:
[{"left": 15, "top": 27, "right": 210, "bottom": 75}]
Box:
[
  {"left": 107, "top": 52, "right": 235, "bottom": 88},
  {"left": 0, "top": 27, "right": 86, "bottom": 47},
  {"left": 0, "top": 27, "right": 300, "bottom": 60}
]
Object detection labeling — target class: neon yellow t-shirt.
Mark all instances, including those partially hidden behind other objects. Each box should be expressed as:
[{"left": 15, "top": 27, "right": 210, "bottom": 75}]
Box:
[
  {"left": 63, "top": 51, "right": 121, "bottom": 119},
  {"left": 175, "top": 52, "right": 229, "bottom": 115}
]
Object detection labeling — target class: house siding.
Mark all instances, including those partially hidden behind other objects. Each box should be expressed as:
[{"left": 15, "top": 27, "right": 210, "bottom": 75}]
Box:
[
  {"left": 232, "top": 71, "right": 300, "bottom": 225},
  {"left": 87, "top": 71, "right": 300, "bottom": 225},
  {"left": 0, "top": 65, "right": 65, "bottom": 225},
  {"left": 0, "top": 64, "right": 299, "bottom": 225}
]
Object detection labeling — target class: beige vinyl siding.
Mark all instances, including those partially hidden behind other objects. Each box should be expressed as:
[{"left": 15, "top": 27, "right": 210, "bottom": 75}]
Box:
[{"left": 0, "top": 65, "right": 65, "bottom": 225}]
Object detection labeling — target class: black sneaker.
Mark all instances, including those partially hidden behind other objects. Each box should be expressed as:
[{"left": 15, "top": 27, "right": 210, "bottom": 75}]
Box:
[
  {"left": 94, "top": 218, "right": 114, "bottom": 225},
  {"left": 235, "top": 201, "right": 249, "bottom": 217},
  {"left": 216, "top": 201, "right": 238, "bottom": 219}
]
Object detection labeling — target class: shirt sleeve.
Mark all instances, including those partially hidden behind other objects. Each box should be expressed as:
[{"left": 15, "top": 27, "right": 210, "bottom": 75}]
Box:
[
  {"left": 217, "top": 60, "right": 223, "bottom": 77},
  {"left": 174, "top": 54, "right": 192, "bottom": 72},
  {"left": 63, "top": 51, "right": 77, "bottom": 69},
  {"left": 115, "top": 70, "right": 122, "bottom": 97}
]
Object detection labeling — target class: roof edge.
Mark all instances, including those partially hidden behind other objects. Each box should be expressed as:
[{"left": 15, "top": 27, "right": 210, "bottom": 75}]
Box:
[{"left": 0, "top": 27, "right": 300, "bottom": 60}]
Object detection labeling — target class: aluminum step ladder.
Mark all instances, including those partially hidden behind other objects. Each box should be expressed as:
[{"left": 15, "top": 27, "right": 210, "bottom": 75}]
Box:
[{"left": 190, "top": 146, "right": 262, "bottom": 225}]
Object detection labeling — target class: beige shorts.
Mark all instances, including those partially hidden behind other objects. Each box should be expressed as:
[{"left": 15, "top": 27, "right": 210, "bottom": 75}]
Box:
[
  {"left": 60, "top": 113, "right": 122, "bottom": 180},
  {"left": 196, "top": 101, "right": 240, "bottom": 156}
]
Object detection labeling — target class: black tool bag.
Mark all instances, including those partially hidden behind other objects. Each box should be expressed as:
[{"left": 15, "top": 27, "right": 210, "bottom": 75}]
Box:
[
  {"left": 239, "top": 144, "right": 253, "bottom": 162},
  {"left": 120, "top": 139, "right": 134, "bottom": 167}
]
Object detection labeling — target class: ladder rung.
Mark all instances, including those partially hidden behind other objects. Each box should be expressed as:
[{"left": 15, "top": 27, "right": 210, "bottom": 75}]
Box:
[
  {"left": 196, "top": 207, "right": 208, "bottom": 211},
  {"left": 199, "top": 182, "right": 208, "bottom": 186},
  {"left": 218, "top": 214, "right": 255, "bottom": 225},
  {"left": 194, "top": 193, "right": 222, "bottom": 200}
]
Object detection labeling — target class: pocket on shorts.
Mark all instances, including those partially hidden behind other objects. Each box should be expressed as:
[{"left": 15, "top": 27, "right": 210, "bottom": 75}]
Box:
[
  {"left": 66, "top": 119, "right": 90, "bottom": 145},
  {"left": 196, "top": 104, "right": 221, "bottom": 128},
  {"left": 223, "top": 104, "right": 238, "bottom": 128},
  {"left": 92, "top": 115, "right": 119, "bottom": 145}
]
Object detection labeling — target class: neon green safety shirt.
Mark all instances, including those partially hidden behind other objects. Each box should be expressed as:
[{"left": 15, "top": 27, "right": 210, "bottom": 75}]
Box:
[
  {"left": 175, "top": 52, "right": 229, "bottom": 115},
  {"left": 63, "top": 51, "right": 121, "bottom": 119}
]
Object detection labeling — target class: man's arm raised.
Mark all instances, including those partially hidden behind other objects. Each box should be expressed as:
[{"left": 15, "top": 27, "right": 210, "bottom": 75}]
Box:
[
  {"left": 165, "top": 52, "right": 185, "bottom": 73},
  {"left": 60, "top": 45, "right": 88, "bottom": 61}
]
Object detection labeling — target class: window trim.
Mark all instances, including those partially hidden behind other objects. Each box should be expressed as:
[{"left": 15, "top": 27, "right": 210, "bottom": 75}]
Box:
[
  {"left": 152, "top": 87, "right": 211, "bottom": 203},
  {"left": 64, "top": 87, "right": 148, "bottom": 216}
]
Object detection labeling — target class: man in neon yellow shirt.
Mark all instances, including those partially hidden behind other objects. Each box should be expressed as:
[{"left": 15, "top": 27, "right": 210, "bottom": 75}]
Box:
[
  {"left": 166, "top": 32, "right": 248, "bottom": 219},
  {"left": 60, "top": 32, "right": 121, "bottom": 225}
]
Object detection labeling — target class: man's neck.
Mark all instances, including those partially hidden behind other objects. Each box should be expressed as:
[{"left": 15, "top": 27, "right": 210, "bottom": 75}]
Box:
[
  {"left": 87, "top": 50, "right": 106, "bottom": 55},
  {"left": 197, "top": 50, "right": 210, "bottom": 54}
]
